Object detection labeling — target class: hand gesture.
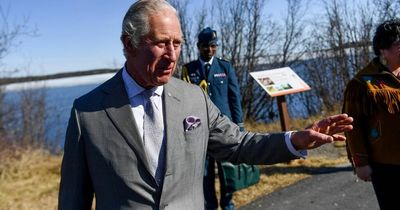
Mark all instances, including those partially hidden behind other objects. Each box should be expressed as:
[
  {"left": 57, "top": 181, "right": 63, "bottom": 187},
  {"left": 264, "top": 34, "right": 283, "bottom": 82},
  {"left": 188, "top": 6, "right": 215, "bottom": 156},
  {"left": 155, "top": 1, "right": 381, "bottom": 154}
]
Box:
[{"left": 290, "top": 114, "right": 353, "bottom": 150}]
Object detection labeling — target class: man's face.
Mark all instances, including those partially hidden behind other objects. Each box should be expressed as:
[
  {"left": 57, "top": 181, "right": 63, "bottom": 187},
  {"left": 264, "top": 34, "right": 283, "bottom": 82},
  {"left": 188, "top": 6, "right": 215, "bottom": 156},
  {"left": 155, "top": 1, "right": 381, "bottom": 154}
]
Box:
[
  {"left": 198, "top": 43, "right": 217, "bottom": 62},
  {"left": 126, "top": 11, "right": 183, "bottom": 88}
]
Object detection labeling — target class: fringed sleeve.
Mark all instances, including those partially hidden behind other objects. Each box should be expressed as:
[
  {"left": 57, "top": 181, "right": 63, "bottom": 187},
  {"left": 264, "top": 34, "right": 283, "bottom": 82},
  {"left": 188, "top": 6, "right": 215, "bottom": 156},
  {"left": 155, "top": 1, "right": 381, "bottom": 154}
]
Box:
[{"left": 343, "top": 78, "right": 370, "bottom": 167}]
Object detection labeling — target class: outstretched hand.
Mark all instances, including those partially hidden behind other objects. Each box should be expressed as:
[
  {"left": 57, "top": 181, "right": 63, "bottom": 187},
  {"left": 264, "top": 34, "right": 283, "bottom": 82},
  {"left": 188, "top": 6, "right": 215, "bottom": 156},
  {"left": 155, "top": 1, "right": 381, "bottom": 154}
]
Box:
[{"left": 290, "top": 114, "right": 353, "bottom": 150}]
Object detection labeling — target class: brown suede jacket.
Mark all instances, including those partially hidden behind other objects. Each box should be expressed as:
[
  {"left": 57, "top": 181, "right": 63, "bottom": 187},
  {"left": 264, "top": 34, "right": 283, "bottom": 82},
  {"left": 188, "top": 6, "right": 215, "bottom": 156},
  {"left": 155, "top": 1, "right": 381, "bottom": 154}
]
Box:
[{"left": 343, "top": 57, "right": 400, "bottom": 167}]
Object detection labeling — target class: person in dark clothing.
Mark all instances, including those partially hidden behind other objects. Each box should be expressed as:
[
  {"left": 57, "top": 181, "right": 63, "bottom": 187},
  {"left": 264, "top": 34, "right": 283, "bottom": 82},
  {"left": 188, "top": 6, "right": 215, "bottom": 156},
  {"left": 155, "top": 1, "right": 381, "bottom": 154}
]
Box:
[{"left": 182, "top": 27, "right": 244, "bottom": 210}]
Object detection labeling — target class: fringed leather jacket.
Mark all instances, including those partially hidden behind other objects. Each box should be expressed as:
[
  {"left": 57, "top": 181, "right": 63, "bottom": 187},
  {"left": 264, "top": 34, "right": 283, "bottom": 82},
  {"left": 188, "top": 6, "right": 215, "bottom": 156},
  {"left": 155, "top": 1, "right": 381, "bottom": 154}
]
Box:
[{"left": 343, "top": 57, "right": 400, "bottom": 167}]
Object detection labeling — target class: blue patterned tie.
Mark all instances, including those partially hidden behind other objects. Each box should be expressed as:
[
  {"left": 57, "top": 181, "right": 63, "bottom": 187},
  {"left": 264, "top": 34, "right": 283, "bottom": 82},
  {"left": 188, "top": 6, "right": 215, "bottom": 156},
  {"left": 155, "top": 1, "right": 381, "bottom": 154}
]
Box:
[{"left": 142, "top": 89, "right": 166, "bottom": 185}]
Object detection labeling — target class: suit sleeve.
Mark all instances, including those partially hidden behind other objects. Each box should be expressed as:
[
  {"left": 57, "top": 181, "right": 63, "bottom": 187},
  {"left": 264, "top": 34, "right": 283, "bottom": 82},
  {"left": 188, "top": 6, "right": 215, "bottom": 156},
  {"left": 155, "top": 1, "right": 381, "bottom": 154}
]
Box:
[
  {"left": 204, "top": 90, "right": 297, "bottom": 165},
  {"left": 58, "top": 102, "right": 94, "bottom": 210},
  {"left": 226, "top": 63, "right": 244, "bottom": 130}
]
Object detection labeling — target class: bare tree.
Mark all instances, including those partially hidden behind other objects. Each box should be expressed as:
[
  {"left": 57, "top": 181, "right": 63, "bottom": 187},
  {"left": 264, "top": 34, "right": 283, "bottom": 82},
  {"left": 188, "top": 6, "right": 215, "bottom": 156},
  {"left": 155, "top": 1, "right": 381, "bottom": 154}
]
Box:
[
  {"left": 303, "top": 0, "right": 375, "bottom": 112},
  {"left": 215, "top": 0, "right": 246, "bottom": 65},
  {"left": 239, "top": 0, "right": 310, "bottom": 121},
  {"left": 0, "top": 86, "right": 7, "bottom": 137},
  {"left": 263, "top": 0, "right": 311, "bottom": 118},
  {"left": 19, "top": 88, "right": 47, "bottom": 147},
  {"left": 374, "top": 0, "right": 400, "bottom": 22},
  {"left": 169, "top": 0, "right": 212, "bottom": 78},
  {"left": 169, "top": 0, "right": 194, "bottom": 64},
  {"left": 214, "top": 0, "right": 273, "bottom": 121},
  {"left": 343, "top": 1, "right": 374, "bottom": 74},
  {"left": 0, "top": 3, "right": 48, "bottom": 150},
  {"left": 277, "top": 0, "right": 309, "bottom": 67},
  {"left": 167, "top": 0, "right": 399, "bottom": 121},
  {"left": 196, "top": 0, "right": 211, "bottom": 32},
  {"left": 0, "top": 3, "right": 36, "bottom": 142},
  {"left": 0, "top": 4, "right": 36, "bottom": 73},
  {"left": 241, "top": 0, "right": 272, "bottom": 121},
  {"left": 169, "top": 0, "right": 191, "bottom": 78}
]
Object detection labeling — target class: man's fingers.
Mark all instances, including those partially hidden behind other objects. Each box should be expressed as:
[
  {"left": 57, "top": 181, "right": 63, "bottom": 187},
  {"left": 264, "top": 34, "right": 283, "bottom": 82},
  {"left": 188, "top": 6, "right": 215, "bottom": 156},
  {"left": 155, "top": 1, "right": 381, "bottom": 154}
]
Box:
[
  {"left": 314, "top": 114, "right": 353, "bottom": 135},
  {"left": 316, "top": 114, "right": 347, "bottom": 127},
  {"left": 332, "top": 134, "right": 346, "bottom": 141},
  {"left": 334, "top": 117, "right": 354, "bottom": 125},
  {"left": 310, "top": 131, "right": 334, "bottom": 143},
  {"left": 317, "top": 114, "right": 353, "bottom": 128},
  {"left": 291, "top": 130, "right": 333, "bottom": 150},
  {"left": 327, "top": 124, "right": 353, "bottom": 135},
  {"left": 297, "top": 114, "right": 353, "bottom": 149}
]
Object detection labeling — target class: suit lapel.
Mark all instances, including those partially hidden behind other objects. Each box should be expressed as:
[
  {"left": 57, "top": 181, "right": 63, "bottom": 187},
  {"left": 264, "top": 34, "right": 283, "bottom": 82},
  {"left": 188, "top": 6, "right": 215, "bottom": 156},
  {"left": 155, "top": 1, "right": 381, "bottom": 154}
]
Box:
[
  {"left": 101, "top": 71, "right": 152, "bottom": 174},
  {"left": 101, "top": 74, "right": 186, "bottom": 182},
  {"left": 163, "top": 79, "right": 184, "bottom": 176}
]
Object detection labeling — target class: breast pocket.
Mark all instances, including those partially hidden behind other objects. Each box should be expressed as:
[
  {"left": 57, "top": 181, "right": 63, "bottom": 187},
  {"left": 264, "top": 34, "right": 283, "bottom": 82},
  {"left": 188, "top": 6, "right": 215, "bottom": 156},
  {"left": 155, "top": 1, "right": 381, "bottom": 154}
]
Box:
[
  {"left": 183, "top": 123, "right": 207, "bottom": 152},
  {"left": 184, "top": 124, "right": 203, "bottom": 141}
]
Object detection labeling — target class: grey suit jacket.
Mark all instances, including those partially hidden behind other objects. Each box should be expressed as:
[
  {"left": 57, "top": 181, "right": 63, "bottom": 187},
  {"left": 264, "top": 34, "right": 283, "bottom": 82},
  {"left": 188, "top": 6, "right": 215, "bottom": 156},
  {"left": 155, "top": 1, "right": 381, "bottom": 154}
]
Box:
[{"left": 58, "top": 70, "right": 297, "bottom": 210}]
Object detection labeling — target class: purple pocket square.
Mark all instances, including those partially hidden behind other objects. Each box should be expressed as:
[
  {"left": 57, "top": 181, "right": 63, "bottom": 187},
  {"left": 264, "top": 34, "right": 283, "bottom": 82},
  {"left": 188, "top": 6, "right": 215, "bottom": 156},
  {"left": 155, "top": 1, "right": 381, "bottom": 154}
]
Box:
[{"left": 184, "top": 116, "right": 201, "bottom": 131}]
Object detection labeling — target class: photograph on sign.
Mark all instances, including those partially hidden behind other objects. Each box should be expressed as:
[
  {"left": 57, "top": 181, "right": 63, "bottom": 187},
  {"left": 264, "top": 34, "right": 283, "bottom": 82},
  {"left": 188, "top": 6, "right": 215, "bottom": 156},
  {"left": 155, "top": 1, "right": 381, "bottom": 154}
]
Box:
[{"left": 250, "top": 67, "right": 311, "bottom": 97}]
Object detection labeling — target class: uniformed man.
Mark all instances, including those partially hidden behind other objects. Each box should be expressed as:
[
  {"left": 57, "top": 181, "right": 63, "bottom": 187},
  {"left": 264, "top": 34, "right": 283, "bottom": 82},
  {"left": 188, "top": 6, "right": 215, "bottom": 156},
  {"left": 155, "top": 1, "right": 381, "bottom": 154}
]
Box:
[{"left": 182, "top": 27, "right": 244, "bottom": 210}]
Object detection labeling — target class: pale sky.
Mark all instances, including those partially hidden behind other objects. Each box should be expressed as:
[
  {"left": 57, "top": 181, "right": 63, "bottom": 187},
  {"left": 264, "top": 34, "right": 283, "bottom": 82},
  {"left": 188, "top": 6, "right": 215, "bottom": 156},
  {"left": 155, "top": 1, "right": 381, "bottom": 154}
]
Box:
[{"left": 2, "top": 0, "right": 291, "bottom": 77}]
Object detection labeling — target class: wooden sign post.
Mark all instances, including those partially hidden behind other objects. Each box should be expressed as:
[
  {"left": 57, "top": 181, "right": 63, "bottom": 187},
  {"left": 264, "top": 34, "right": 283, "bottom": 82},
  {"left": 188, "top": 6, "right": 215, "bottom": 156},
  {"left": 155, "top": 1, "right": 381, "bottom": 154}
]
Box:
[
  {"left": 250, "top": 67, "right": 311, "bottom": 131},
  {"left": 277, "top": 95, "right": 290, "bottom": 131}
]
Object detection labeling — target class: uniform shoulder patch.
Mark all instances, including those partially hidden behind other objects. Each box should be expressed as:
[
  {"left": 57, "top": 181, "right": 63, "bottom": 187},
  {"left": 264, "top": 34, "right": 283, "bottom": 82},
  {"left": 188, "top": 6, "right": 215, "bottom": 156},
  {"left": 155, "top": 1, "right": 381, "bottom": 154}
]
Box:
[
  {"left": 184, "top": 60, "right": 199, "bottom": 70},
  {"left": 216, "top": 57, "right": 232, "bottom": 69},
  {"left": 217, "top": 57, "right": 230, "bottom": 63}
]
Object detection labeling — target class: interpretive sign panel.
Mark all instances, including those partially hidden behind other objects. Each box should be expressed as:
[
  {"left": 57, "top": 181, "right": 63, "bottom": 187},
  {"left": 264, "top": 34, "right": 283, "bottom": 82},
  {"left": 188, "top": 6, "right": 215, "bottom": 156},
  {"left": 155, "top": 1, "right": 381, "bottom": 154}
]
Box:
[{"left": 250, "top": 67, "right": 311, "bottom": 97}]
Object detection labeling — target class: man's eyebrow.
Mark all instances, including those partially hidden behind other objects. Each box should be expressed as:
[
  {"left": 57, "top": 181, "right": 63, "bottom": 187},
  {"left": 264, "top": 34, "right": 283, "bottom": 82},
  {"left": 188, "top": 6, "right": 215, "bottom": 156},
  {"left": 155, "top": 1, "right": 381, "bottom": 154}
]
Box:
[{"left": 152, "top": 37, "right": 184, "bottom": 43}]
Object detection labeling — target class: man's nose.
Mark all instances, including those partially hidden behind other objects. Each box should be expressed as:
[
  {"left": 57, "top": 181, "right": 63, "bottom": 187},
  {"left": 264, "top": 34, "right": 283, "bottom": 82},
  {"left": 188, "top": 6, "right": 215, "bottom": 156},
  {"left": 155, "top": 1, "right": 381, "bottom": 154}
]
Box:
[{"left": 164, "top": 44, "right": 178, "bottom": 62}]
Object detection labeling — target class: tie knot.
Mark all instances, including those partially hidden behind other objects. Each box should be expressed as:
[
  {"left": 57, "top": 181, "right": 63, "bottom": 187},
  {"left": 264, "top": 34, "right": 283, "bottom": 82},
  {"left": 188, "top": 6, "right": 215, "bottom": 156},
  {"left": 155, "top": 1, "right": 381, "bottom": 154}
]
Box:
[
  {"left": 204, "top": 63, "right": 211, "bottom": 70},
  {"left": 141, "top": 89, "right": 154, "bottom": 99}
]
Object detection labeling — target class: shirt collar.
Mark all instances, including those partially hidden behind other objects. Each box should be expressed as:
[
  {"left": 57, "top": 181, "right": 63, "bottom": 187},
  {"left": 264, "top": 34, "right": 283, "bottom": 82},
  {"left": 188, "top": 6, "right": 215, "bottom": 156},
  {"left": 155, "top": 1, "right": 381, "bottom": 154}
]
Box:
[
  {"left": 199, "top": 56, "right": 214, "bottom": 66},
  {"left": 122, "top": 66, "right": 163, "bottom": 98}
]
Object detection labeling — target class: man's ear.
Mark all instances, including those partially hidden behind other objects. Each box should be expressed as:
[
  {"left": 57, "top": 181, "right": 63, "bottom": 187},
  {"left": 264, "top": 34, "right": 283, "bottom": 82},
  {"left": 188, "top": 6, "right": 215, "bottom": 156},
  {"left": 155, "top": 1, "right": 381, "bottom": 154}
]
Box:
[{"left": 123, "top": 35, "right": 136, "bottom": 55}]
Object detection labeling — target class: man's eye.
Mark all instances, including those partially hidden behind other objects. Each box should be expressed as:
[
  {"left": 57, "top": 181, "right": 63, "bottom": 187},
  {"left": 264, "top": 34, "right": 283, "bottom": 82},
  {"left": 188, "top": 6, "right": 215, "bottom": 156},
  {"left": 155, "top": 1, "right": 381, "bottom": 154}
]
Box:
[
  {"left": 173, "top": 41, "right": 182, "bottom": 48},
  {"left": 156, "top": 42, "right": 166, "bottom": 48},
  {"left": 153, "top": 40, "right": 182, "bottom": 49}
]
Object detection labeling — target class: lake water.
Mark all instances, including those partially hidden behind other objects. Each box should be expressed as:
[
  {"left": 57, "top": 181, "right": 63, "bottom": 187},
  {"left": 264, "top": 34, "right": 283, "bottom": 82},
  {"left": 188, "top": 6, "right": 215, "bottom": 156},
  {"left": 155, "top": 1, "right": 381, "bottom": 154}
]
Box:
[{"left": 3, "top": 74, "right": 114, "bottom": 147}]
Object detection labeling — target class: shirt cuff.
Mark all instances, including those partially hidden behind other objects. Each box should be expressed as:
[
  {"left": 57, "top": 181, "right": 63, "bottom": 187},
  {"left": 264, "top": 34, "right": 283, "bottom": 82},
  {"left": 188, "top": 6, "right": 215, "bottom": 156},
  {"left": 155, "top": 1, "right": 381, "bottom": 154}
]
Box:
[{"left": 285, "top": 131, "right": 307, "bottom": 158}]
